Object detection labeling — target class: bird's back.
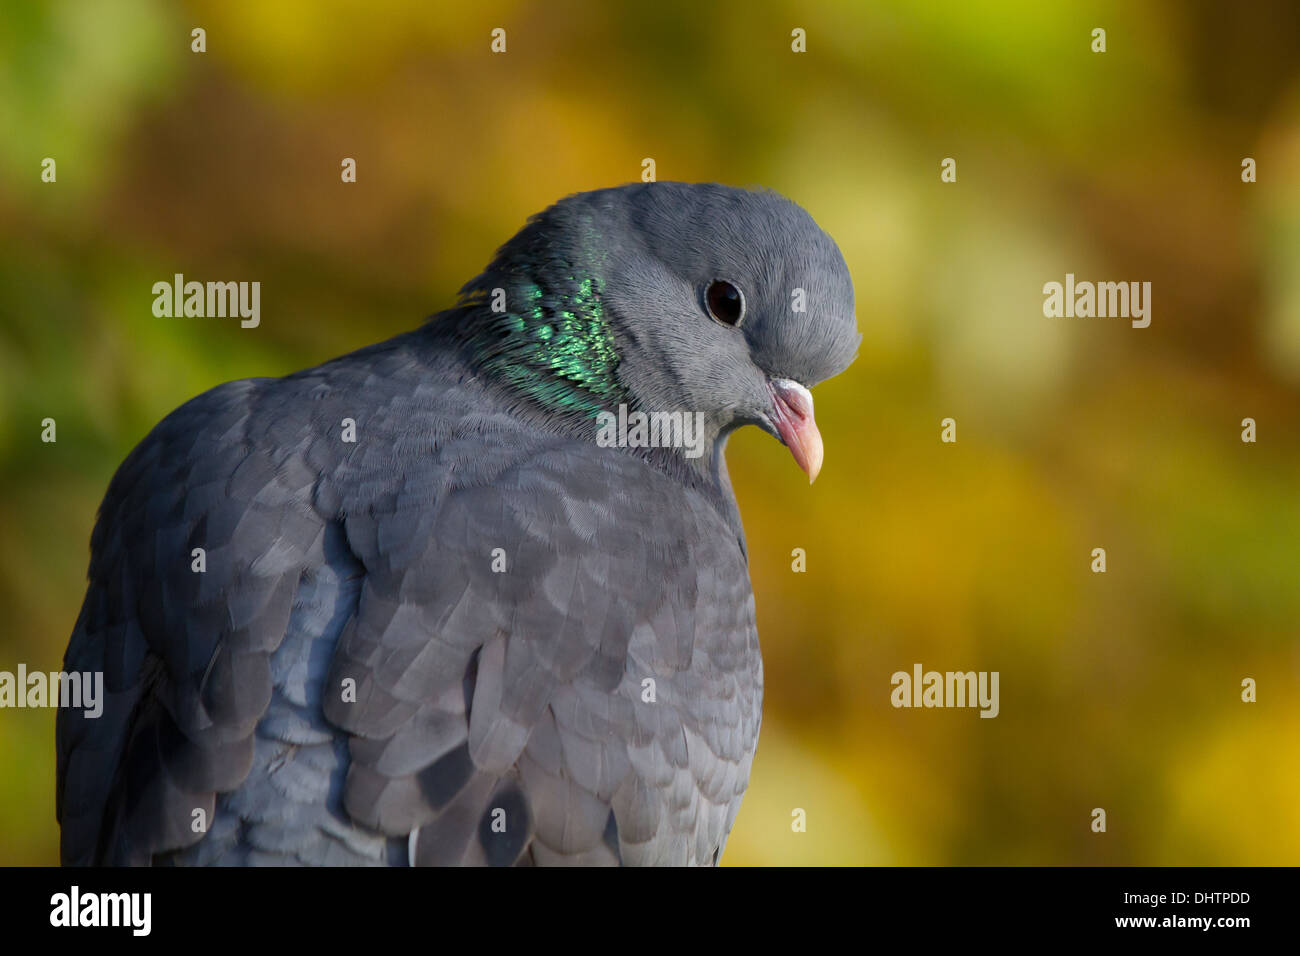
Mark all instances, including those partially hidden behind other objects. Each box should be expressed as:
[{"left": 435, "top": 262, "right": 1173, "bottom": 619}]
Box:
[{"left": 57, "top": 326, "right": 763, "bottom": 865}]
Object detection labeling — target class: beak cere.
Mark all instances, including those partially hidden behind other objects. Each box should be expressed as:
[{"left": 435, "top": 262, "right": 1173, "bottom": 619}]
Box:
[{"left": 768, "top": 379, "right": 824, "bottom": 483}]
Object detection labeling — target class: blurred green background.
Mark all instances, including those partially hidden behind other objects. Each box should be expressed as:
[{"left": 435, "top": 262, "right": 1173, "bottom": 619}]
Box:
[{"left": 2, "top": 0, "right": 1298, "bottom": 866}]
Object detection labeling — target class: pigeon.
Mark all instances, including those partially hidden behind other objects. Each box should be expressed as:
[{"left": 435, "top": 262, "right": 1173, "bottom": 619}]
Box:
[{"left": 56, "top": 181, "right": 860, "bottom": 866}]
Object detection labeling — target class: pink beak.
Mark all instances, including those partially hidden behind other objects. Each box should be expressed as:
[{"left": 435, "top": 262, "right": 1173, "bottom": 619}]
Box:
[{"left": 768, "top": 379, "right": 824, "bottom": 483}]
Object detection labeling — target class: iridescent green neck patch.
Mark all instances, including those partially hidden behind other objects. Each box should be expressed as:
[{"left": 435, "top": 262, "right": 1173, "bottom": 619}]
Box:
[{"left": 469, "top": 271, "right": 625, "bottom": 416}]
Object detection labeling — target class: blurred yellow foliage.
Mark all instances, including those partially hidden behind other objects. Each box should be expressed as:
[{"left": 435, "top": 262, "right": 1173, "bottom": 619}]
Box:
[{"left": 1, "top": 0, "right": 1297, "bottom": 865}]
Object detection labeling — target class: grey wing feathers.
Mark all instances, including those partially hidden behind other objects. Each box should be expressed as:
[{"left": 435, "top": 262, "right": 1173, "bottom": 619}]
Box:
[
  {"left": 58, "top": 343, "right": 762, "bottom": 866},
  {"left": 59, "top": 378, "right": 304, "bottom": 865}
]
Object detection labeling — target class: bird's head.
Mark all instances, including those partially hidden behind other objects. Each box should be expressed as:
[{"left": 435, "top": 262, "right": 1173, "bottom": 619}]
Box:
[{"left": 456, "top": 181, "right": 860, "bottom": 482}]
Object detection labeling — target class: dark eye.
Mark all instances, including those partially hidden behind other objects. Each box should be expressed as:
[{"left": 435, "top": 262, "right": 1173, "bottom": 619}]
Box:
[{"left": 705, "top": 280, "right": 745, "bottom": 327}]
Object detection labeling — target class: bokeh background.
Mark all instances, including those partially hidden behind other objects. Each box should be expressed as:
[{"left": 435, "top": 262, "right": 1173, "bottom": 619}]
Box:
[{"left": 2, "top": 0, "right": 1298, "bottom": 866}]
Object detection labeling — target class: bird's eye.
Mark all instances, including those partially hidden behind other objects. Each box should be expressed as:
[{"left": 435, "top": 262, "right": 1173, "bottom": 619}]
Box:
[{"left": 705, "top": 280, "right": 745, "bottom": 327}]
